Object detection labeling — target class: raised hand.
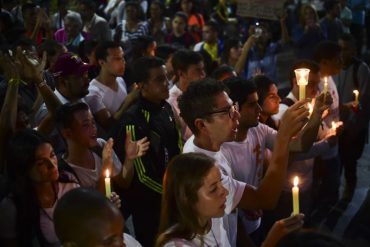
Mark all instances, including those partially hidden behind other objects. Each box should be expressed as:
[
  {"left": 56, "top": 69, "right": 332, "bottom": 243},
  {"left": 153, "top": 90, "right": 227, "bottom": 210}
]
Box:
[
  {"left": 109, "top": 192, "right": 122, "bottom": 209},
  {"left": 262, "top": 214, "right": 304, "bottom": 247},
  {"left": 279, "top": 99, "right": 310, "bottom": 139},
  {"left": 16, "top": 46, "right": 46, "bottom": 84},
  {"left": 314, "top": 92, "right": 333, "bottom": 115},
  {"left": 125, "top": 131, "right": 150, "bottom": 161},
  {"left": 0, "top": 50, "right": 21, "bottom": 82}
]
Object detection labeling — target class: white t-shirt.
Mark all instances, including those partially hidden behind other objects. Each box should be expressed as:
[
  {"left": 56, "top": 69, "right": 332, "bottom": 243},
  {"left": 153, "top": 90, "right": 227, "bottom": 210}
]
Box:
[
  {"left": 64, "top": 138, "right": 122, "bottom": 189},
  {"left": 167, "top": 84, "right": 192, "bottom": 141},
  {"left": 124, "top": 233, "right": 142, "bottom": 247},
  {"left": 163, "top": 218, "right": 230, "bottom": 247},
  {"left": 85, "top": 77, "right": 128, "bottom": 114},
  {"left": 221, "top": 123, "right": 276, "bottom": 233},
  {"left": 183, "top": 137, "right": 246, "bottom": 247}
]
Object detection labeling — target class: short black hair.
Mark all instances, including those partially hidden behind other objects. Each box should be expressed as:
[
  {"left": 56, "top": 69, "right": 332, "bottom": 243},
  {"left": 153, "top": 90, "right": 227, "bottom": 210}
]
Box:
[
  {"left": 324, "top": 0, "right": 340, "bottom": 12},
  {"left": 55, "top": 102, "right": 90, "bottom": 130},
  {"left": 204, "top": 19, "right": 219, "bottom": 33},
  {"left": 339, "top": 33, "right": 356, "bottom": 49},
  {"left": 253, "top": 75, "right": 276, "bottom": 106},
  {"left": 132, "top": 56, "right": 165, "bottom": 83},
  {"left": 289, "top": 59, "right": 320, "bottom": 85},
  {"left": 95, "top": 41, "right": 121, "bottom": 62},
  {"left": 172, "top": 50, "right": 203, "bottom": 75},
  {"left": 313, "top": 41, "right": 341, "bottom": 63},
  {"left": 54, "top": 188, "right": 120, "bottom": 245},
  {"left": 211, "top": 65, "right": 235, "bottom": 81},
  {"left": 79, "top": 0, "right": 97, "bottom": 10},
  {"left": 173, "top": 11, "right": 188, "bottom": 25},
  {"left": 223, "top": 76, "right": 257, "bottom": 107},
  {"left": 156, "top": 44, "right": 178, "bottom": 61},
  {"left": 178, "top": 78, "right": 228, "bottom": 135}
]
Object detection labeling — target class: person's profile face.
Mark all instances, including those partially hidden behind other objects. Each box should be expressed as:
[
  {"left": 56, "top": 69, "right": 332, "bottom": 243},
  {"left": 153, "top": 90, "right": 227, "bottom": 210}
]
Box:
[
  {"left": 195, "top": 165, "right": 228, "bottom": 221},
  {"left": 262, "top": 84, "right": 280, "bottom": 116},
  {"left": 239, "top": 92, "right": 262, "bottom": 128},
  {"left": 202, "top": 92, "right": 240, "bottom": 143},
  {"left": 142, "top": 65, "right": 169, "bottom": 103}
]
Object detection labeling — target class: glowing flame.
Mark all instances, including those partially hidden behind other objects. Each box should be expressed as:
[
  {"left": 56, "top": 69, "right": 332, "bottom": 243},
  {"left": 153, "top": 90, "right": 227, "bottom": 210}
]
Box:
[
  {"left": 332, "top": 121, "right": 337, "bottom": 129},
  {"left": 308, "top": 103, "right": 313, "bottom": 115},
  {"left": 353, "top": 90, "right": 359, "bottom": 96},
  {"left": 293, "top": 176, "right": 299, "bottom": 186},
  {"left": 105, "top": 169, "right": 110, "bottom": 178}
]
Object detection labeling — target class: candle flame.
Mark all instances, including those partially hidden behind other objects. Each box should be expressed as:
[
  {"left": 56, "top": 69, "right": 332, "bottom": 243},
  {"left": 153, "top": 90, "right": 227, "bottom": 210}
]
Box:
[
  {"left": 105, "top": 169, "right": 110, "bottom": 178},
  {"left": 293, "top": 176, "right": 299, "bottom": 186},
  {"left": 332, "top": 121, "right": 337, "bottom": 129},
  {"left": 324, "top": 77, "right": 327, "bottom": 83},
  {"left": 353, "top": 90, "right": 359, "bottom": 96}
]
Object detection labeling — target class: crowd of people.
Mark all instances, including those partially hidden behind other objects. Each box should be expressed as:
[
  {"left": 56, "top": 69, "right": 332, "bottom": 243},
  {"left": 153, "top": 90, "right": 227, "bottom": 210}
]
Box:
[{"left": 0, "top": 0, "right": 369, "bottom": 246}]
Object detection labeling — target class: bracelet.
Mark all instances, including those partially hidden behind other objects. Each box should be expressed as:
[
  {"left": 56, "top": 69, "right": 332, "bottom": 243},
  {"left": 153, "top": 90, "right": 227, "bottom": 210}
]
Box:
[
  {"left": 8, "top": 78, "right": 23, "bottom": 86},
  {"left": 37, "top": 80, "right": 47, "bottom": 89}
]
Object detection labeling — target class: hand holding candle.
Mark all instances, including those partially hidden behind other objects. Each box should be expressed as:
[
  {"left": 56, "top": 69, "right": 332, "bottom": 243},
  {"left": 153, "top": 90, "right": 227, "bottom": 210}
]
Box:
[
  {"left": 292, "top": 176, "right": 300, "bottom": 215},
  {"left": 105, "top": 169, "right": 112, "bottom": 198},
  {"left": 294, "top": 68, "right": 310, "bottom": 100}
]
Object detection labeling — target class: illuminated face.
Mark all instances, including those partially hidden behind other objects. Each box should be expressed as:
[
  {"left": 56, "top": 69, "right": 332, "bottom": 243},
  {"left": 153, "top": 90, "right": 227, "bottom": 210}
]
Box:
[
  {"left": 30, "top": 143, "right": 59, "bottom": 183},
  {"left": 100, "top": 47, "right": 126, "bottom": 76},
  {"left": 202, "top": 92, "right": 240, "bottom": 144},
  {"left": 195, "top": 165, "right": 228, "bottom": 221},
  {"left": 239, "top": 92, "right": 262, "bottom": 129},
  {"left": 261, "top": 84, "right": 280, "bottom": 116},
  {"left": 68, "top": 110, "right": 98, "bottom": 148}
]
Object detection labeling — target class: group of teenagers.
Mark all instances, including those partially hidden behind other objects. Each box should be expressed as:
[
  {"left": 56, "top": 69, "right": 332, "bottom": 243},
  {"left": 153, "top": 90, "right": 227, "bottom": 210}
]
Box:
[{"left": 0, "top": 0, "right": 370, "bottom": 247}]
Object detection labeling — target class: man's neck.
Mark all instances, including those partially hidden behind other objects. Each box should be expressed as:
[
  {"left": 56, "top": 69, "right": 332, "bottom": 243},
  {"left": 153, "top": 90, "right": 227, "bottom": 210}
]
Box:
[
  {"left": 66, "top": 141, "right": 94, "bottom": 169},
  {"left": 97, "top": 71, "right": 117, "bottom": 88},
  {"left": 177, "top": 78, "right": 189, "bottom": 92},
  {"left": 57, "top": 87, "right": 78, "bottom": 102},
  {"left": 235, "top": 127, "right": 248, "bottom": 142},
  {"left": 194, "top": 135, "right": 221, "bottom": 152}
]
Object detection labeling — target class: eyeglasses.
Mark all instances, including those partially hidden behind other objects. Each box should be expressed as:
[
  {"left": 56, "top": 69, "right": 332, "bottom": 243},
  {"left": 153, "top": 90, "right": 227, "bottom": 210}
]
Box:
[{"left": 201, "top": 103, "right": 239, "bottom": 119}]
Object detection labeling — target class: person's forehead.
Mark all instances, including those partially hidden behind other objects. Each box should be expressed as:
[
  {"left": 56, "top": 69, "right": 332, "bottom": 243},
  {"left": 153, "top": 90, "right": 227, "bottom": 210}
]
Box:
[{"left": 213, "top": 92, "right": 232, "bottom": 107}]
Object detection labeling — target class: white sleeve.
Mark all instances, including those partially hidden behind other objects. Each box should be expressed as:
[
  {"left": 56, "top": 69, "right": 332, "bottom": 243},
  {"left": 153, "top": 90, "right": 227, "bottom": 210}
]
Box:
[
  {"left": 163, "top": 239, "right": 196, "bottom": 247},
  {"left": 222, "top": 174, "right": 246, "bottom": 214},
  {"left": 84, "top": 89, "right": 105, "bottom": 114}
]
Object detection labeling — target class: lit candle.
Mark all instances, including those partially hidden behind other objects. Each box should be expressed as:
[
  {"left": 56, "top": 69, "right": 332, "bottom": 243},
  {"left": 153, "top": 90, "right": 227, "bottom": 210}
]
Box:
[
  {"left": 353, "top": 90, "right": 359, "bottom": 106},
  {"left": 105, "top": 169, "right": 112, "bottom": 198},
  {"left": 331, "top": 121, "right": 337, "bottom": 136},
  {"left": 292, "top": 176, "right": 300, "bottom": 215},
  {"left": 323, "top": 77, "right": 328, "bottom": 94},
  {"left": 294, "top": 69, "right": 310, "bottom": 100}
]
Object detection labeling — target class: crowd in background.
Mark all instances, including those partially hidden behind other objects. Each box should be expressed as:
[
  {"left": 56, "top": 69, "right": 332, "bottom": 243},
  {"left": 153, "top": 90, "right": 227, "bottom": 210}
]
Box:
[{"left": 0, "top": 0, "right": 369, "bottom": 246}]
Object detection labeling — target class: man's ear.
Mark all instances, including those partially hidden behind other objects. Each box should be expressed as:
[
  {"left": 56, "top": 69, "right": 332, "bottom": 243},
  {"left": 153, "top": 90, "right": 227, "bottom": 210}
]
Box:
[
  {"left": 194, "top": 118, "right": 206, "bottom": 134},
  {"left": 98, "top": 58, "right": 105, "bottom": 67},
  {"left": 61, "top": 128, "right": 73, "bottom": 139}
]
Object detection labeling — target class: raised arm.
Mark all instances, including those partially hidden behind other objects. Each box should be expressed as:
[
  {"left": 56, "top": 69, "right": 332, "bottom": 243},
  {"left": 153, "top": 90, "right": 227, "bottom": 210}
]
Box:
[
  {"left": 238, "top": 99, "right": 310, "bottom": 210},
  {"left": 289, "top": 92, "right": 332, "bottom": 152}
]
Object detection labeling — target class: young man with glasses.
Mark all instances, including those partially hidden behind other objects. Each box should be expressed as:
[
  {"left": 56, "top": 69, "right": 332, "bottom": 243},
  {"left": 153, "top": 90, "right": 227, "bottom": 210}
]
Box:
[{"left": 179, "top": 78, "right": 310, "bottom": 246}]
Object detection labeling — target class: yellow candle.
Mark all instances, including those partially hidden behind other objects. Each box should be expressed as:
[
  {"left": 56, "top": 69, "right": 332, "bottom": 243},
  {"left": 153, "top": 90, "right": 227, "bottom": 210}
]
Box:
[
  {"left": 292, "top": 176, "right": 300, "bottom": 215},
  {"left": 323, "top": 77, "right": 328, "bottom": 94},
  {"left": 299, "top": 84, "right": 306, "bottom": 100},
  {"left": 105, "top": 169, "right": 112, "bottom": 198},
  {"left": 353, "top": 90, "right": 359, "bottom": 105}
]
